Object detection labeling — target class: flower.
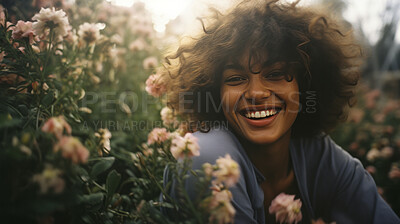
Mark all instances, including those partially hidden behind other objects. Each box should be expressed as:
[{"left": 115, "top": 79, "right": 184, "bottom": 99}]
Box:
[
  {"left": 32, "top": 8, "right": 70, "bottom": 39},
  {"left": 0, "top": 5, "right": 5, "bottom": 26},
  {"left": 41, "top": 116, "right": 72, "bottom": 139},
  {"left": 145, "top": 74, "right": 166, "bottom": 97},
  {"left": 32, "top": 164, "right": 65, "bottom": 194},
  {"left": 208, "top": 189, "right": 235, "bottom": 224},
  {"left": 389, "top": 165, "right": 400, "bottom": 180},
  {"left": 364, "top": 89, "right": 380, "bottom": 109},
  {"left": 78, "top": 22, "right": 101, "bottom": 45},
  {"left": 203, "top": 163, "right": 214, "bottom": 177},
  {"left": 213, "top": 154, "right": 240, "bottom": 187},
  {"left": 12, "top": 21, "right": 36, "bottom": 44},
  {"left": 366, "top": 148, "right": 381, "bottom": 162},
  {"left": 95, "top": 128, "right": 112, "bottom": 156},
  {"left": 0, "top": 51, "right": 5, "bottom": 62},
  {"left": 347, "top": 108, "right": 364, "bottom": 124},
  {"left": 147, "top": 128, "right": 170, "bottom": 145},
  {"left": 129, "top": 38, "right": 146, "bottom": 51},
  {"left": 170, "top": 133, "right": 200, "bottom": 159},
  {"left": 366, "top": 166, "right": 377, "bottom": 175},
  {"left": 269, "top": 193, "right": 302, "bottom": 224},
  {"left": 160, "top": 106, "right": 178, "bottom": 127},
  {"left": 381, "top": 147, "right": 394, "bottom": 159},
  {"left": 143, "top": 56, "right": 158, "bottom": 69},
  {"left": 79, "top": 107, "right": 92, "bottom": 114},
  {"left": 53, "top": 136, "right": 89, "bottom": 164}
]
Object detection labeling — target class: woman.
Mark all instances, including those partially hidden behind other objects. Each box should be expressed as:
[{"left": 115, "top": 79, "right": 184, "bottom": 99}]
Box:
[{"left": 161, "top": 0, "right": 400, "bottom": 223}]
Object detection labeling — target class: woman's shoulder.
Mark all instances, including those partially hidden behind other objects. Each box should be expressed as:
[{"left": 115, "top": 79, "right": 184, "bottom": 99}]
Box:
[
  {"left": 191, "top": 127, "right": 245, "bottom": 169},
  {"left": 292, "top": 133, "right": 356, "bottom": 167}
]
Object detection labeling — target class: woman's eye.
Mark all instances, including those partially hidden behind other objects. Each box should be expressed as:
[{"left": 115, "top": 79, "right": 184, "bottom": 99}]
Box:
[
  {"left": 224, "top": 76, "right": 246, "bottom": 85},
  {"left": 264, "top": 71, "right": 286, "bottom": 81}
]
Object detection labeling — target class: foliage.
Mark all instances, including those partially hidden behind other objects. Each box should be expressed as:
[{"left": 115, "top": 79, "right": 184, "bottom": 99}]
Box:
[
  {"left": 331, "top": 84, "right": 400, "bottom": 216},
  {"left": 0, "top": 1, "right": 239, "bottom": 224}
]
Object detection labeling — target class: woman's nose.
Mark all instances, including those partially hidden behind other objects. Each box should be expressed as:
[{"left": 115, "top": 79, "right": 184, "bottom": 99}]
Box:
[{"left": 243, "top": 76, "right": 271, "bottom": 101}]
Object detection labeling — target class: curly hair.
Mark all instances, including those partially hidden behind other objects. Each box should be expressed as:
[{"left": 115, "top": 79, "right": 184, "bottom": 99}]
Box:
[{"left": 161, "top": 0, "right": 361, "bottom": 137}]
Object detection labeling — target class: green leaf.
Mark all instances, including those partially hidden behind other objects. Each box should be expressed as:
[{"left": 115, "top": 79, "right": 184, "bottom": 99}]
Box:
[
  {"left": 0, "top": 114, "right": 21, "bottom": 129},
  {"left": 90, "top": 157, "right": 115, "bottom": 178},
  {"left": 106, "top": 169, "right": 121, "bottom": 203},
  {"left": 41, "top": 92, "right": 54, "bottom": 107},
  {"left": 78, "top": 193, "right": 104, "bottom": 212}
]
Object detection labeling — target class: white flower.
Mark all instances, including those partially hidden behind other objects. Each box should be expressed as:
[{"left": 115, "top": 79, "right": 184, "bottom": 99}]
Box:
[
  {"left": 32, "top": 164, "right": 65, "bottom": 194},
  {"left": 160, "top": 107, "right": 178, "bottom": 127},
  {"left": 95, "top": 128, "right": 112, "bottom": 155},
  {"left": 213, "top": 154, "right": 240, "bottom": 187},
  {"left": 78, "top": 22, "right": 101, "bottom": 45},
  {"left": 32, "top": 8, "right": 70, "bottom": 39}
]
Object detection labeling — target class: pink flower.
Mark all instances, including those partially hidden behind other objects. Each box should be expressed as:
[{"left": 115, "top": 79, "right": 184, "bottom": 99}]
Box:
[
  {"left": 170, "top": 133, "right": 200, "bottom": 159},
  {"left": 366, "top": 166, "right": 376, "bottom": 174},
  {"left": 269, "top": 193, "right": 302, "bottom": 224},
  {"left": 347, "top": 108, "right": 364, "bottom": 124},
  {"left": 143, "top": 56, "right": 158, "bottom": 69},
  {"left": 53, "top": 136, "right": 89, "bottom": 164},
  {"left": 129, "top": 38, "right": 146, "bottom": 52},
  {"left": 389, "top": 166, "right": 400, "bottom": 180},
  {"left": 381, "top": 147, "right": 394, "bottom": 159},
  {"left": 213, "top": 154, "right": 240, "bottom": 187},
  {"left": 364, "top": 89, "right": 380, "bottom": 109},
  {"left": 0, "top": 5, "right": 5, "bottom": 27},
  {"left": 147, "top": 128, "right": 170, "bottom": 145},
  {"left": 145, "top": 74, "right": 166, "bottom": 97},
  {"left": 208, "top": 189, "right": 236, "bottom": 224},
  {"left": 12, "top": 21, "right": 36, "bottom": 44},
  {"left": 0, "top": 51, "right": 5, "bottom": 62},
  {"left": 41, "top": 116, "right": 72, "bottom": 139},
  {"left": 32, "top": 164, "right": 65, "bottom": 194}
]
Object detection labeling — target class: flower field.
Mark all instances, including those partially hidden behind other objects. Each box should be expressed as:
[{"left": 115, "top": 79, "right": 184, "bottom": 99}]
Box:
[{"left": 0, "top": 0, "right": 399, "bottom": 223}]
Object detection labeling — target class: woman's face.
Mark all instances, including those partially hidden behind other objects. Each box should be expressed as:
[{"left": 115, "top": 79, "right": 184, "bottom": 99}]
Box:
[{"left": 220, "top": 53, "right": 300, "bottom": 145}]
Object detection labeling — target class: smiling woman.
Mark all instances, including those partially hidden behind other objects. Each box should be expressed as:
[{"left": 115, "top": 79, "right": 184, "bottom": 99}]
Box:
[{"left": 159, "top": 0, "right": 400, "bottom": 223}]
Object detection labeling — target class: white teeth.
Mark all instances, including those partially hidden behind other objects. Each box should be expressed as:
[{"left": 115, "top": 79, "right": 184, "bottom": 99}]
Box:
[{"left": 244, "top": 109, "right": 278, "bottom": 119}]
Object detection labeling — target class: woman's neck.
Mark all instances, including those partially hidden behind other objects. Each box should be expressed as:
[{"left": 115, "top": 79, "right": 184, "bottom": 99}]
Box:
[{"left": 238, "top": 130, "right": 292, "bottom": 182}]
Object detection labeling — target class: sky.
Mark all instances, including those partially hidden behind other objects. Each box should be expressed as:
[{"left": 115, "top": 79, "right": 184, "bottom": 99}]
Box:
[{"left": 106, "top": 0, "right": 400, "bottom": 44}]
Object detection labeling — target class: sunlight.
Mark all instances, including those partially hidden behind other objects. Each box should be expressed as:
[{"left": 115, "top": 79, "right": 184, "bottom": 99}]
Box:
[{"left": 106, "top": 0, "right": 193, "bottom": 33}]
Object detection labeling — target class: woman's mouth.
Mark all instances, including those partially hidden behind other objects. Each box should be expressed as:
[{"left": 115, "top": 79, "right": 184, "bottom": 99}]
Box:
[
  {"left": 240, "top": 108, "right": 282, "bottom": 120},
  {"left": 238, "top": 107, "right": 282, "bottom": 127}
]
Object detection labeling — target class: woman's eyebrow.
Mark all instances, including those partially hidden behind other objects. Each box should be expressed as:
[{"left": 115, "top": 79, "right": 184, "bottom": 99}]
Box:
[
  {"left": 223, "top": 63, "right": 244, "bottom": 71},
  {"left": 261, "top": 60, "right": 286, "bottom": 69}
]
